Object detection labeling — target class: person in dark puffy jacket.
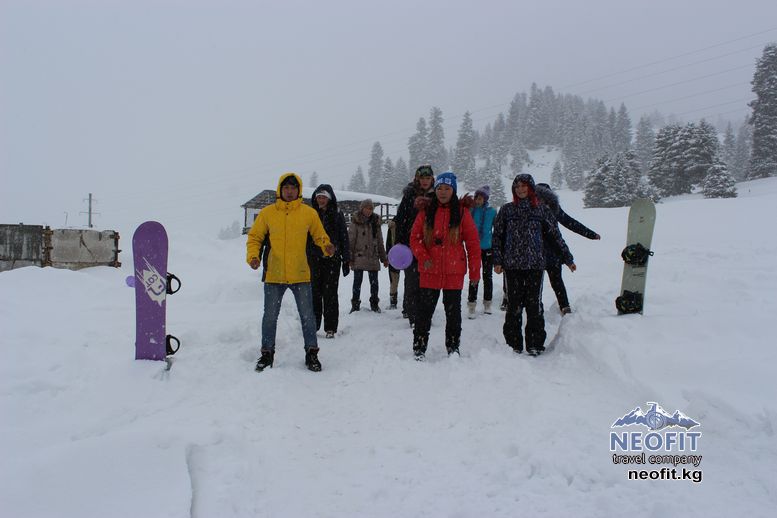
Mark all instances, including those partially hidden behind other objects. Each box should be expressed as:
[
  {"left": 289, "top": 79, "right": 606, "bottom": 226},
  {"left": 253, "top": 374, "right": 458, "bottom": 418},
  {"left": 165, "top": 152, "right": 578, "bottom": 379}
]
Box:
[
  {"left": 307, "top": 184, "right": 351, "bottom": 339},
  {"left": 392, "top": 164, "right": 435, "bottom": 327},
  {"left": 493, "top": 174, "right": 575, "bottom": 356},
  {"left": 409, "top": 172, "right": 480, "bottom": 360},
  {"left": 535, "top": 183, "right": 600, "bottom": 315}
]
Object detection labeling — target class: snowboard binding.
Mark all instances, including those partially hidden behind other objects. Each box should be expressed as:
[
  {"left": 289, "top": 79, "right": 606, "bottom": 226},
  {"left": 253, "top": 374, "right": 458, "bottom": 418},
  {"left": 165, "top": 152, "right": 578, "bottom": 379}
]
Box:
[
  {"left": 616, "top": 290, "right": 644, "bottom": 314},
  {"left": 621, "top": 243, "right": 653, "bottom": 266}
]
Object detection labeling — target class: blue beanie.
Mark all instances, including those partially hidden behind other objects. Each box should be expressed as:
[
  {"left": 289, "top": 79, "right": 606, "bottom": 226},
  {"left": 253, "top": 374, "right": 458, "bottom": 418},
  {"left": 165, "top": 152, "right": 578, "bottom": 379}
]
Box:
[{"left": 434, "top": 172, "right": 457, "bottom": 194}]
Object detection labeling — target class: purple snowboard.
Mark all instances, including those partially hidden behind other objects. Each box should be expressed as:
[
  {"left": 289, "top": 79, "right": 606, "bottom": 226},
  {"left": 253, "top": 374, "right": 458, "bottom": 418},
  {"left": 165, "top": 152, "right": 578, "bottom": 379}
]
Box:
[{"left": 133, "top": 221, "right": 170, "bottom": 360}]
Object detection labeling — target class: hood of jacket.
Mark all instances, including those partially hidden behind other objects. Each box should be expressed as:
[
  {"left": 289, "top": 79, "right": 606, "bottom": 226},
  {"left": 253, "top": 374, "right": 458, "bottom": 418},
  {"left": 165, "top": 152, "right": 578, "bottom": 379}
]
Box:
[
  {"left": 276, "top": 172, "right": 304, "bottom": 200},
  {"left": 534, "top": 184, "right": 560, "bottom": 215},
  {"left": 351, "top": 210, "right": 380, "bottom": 226},
  {"left": 310, "top": 183, "right": 338, "bottom": 212}
]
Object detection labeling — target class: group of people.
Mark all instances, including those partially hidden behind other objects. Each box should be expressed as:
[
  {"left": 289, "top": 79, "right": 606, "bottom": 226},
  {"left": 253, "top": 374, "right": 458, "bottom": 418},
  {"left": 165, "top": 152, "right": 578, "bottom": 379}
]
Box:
[{"left": 245, "top": 166, "right": 599, "bottom": 371}]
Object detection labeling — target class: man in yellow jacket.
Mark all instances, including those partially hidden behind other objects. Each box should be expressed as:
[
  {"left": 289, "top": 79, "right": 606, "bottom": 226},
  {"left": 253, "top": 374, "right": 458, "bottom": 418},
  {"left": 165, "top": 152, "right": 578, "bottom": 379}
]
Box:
[{"left": 246, "top": 172, "right": 334, "bottom": 372}]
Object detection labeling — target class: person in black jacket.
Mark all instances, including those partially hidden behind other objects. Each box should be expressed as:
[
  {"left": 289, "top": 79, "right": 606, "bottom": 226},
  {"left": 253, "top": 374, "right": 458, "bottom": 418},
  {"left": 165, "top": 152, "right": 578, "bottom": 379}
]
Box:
[
  {"left": 535, "top": 183, "right": 600, "bottom": 315},
  {"left": 307, "top": 184, "right": 351, "bottom": 338},
  {"left": 392, "top": 164, "right": 435, "bottom": 327}
]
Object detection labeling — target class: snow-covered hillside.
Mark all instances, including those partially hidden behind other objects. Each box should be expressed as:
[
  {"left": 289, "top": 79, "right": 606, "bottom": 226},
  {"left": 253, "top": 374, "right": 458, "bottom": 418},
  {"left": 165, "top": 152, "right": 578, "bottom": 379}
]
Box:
[{"left": 2, "top": 178, "right": 776, "bottom": 517}]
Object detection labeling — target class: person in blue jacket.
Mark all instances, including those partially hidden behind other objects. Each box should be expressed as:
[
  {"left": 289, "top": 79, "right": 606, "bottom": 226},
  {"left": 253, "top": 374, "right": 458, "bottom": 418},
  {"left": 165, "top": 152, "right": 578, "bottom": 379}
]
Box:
[{"left": 467, "top": 185, "right": 497, "bottom": 318}]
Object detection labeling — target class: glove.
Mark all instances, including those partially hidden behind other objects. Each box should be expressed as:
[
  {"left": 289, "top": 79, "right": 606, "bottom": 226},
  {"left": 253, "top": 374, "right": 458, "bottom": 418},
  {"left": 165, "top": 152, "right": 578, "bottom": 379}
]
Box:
[{"left": 342, "top": 263, "right": 350, "bottom": 277}]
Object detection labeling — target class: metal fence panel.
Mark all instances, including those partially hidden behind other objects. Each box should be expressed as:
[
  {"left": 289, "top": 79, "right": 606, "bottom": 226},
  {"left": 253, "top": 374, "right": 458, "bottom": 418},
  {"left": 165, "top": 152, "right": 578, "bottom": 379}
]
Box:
[
  {"left": 48, "top": 229, "right": 121, "bottom": 270},
  {"left": 0, "top": 224, "right": 43, "bottom": 272}
]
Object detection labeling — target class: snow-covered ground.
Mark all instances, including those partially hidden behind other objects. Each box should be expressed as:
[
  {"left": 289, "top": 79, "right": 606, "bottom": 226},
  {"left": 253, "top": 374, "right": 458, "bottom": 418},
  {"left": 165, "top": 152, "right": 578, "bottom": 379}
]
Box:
[{"left": 2, "top": 176, "right": 776, "bottom": 517}]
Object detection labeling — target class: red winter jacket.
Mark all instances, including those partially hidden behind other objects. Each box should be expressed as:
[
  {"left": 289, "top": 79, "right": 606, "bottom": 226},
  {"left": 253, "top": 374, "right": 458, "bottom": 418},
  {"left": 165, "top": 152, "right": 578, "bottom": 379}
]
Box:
[{"left": 410, "top": 201, "right": 481, "bottom": 290}]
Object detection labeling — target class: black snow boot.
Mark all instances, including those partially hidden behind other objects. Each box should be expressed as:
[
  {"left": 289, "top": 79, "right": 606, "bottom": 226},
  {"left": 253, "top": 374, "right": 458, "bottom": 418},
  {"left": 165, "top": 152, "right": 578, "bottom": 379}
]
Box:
[
  {"left": 349, "top": 299, "right": 361, "bottom": 314},
  {"left": 389, "top": 294, "right": 398, "bottom": 310},
  {"left": 446, "top": 335, "right": 460, "bottom": 356},
  {"left": 305, "top": 348, "right": 322, "bottom": 372},
  {"left": 255, "top": 350, "right": 275, "bottom": 372},
  {"left": 413, "top": 334, "right": 428, "bottom": 361},
  {"left": 370, "top": 297, "right": 381, "bottom": 313}
]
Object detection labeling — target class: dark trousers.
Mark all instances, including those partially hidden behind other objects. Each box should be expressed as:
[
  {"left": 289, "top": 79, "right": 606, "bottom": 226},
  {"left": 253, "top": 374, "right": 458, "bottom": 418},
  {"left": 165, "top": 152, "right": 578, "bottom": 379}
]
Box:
[
  {"left": 546, "top": 263, "right": 569, "bottom": 309},
  {"left": 468, "top": 249, "right": 494, "bottom": 302},
  {"left": 503, "top": 270, "right": 546, "bottom": 351},
  {"left": 310, "top": 257, "right": 341, "bottom": 333},
  {"left": 403, "top": 259, "right": 421, "bottom": 324},
  {"left": 352, "top": 269, "right": 379, "bottom": 302},
  {"left": 414, "top": 288, "right": 462, "bottom": 343}
]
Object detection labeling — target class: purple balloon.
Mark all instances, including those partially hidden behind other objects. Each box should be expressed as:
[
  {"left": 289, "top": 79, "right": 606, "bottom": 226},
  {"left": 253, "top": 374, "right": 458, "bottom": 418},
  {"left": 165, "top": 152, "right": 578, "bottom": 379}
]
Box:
[
  {"left": 125, "top": 275, "right": 136, "bottom": 288},
  {"left": 388, "top": 244, "right": 413, "bottom": 270}
]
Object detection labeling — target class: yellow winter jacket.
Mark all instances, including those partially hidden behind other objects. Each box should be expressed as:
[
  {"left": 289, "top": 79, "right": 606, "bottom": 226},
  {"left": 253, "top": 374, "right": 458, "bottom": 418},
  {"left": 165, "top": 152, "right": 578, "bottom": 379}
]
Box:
[{"left": 246, "top": 172, "right": 332, "bottom": 283}]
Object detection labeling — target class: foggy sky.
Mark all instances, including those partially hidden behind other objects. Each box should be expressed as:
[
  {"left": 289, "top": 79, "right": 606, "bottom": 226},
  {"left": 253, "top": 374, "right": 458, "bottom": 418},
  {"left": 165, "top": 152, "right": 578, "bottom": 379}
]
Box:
[{"left": 2, "top": 0, "right": 776, "bottom": 234}]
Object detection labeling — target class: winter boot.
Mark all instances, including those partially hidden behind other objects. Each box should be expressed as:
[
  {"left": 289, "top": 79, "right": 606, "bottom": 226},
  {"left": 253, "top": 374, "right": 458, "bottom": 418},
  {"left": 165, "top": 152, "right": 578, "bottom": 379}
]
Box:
[
  {"left": 500, "top": 299, "right": 508, "bottom": 311},
  {"left": 255, "top": 350, "right": 275, "bottom": 372},
  {"left": 349, "top": 299, "right": 361, "bottom": 314},
  {"left": 467, "top": 301, "right": 477, "bottom": 320},
  {"left": 412, "top": 334, "right": 428, "bottom": 361},
  {"left": 370, "top": 297, "right": 381, "bottom": 313},
  {"left": 305, "top": 348, "right": 322, "bottom": 372},
  {"left": 483, "top": 300, "right": 492, "bottom": 315},
  {"left": 325, "top": 331, "right": 335, "bottom": 339},
  {"left": 560, "top": 306, "right": 572, "bottom": 316},
  {"left": 527, "top": 346, "right": 545, "bottom": 357},
  {"left": 446, "top": 335, "right": 461, "bottom": 356},
  {"left": 389, "top": 293, "right": 398, "bottom": 310}
]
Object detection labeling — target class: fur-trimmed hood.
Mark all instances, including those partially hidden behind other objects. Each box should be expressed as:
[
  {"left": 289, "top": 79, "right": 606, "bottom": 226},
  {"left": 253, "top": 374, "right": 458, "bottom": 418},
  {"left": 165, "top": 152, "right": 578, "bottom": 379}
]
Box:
[{"left": 534, "top": 184, "right": 560, "bottom": 215}]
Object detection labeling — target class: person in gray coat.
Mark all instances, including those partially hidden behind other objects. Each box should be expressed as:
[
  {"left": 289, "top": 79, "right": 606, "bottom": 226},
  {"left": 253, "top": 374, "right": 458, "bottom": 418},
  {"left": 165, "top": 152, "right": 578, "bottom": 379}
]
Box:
[{"left": 348, "top": 199, "right": 389, "bottom": 312}]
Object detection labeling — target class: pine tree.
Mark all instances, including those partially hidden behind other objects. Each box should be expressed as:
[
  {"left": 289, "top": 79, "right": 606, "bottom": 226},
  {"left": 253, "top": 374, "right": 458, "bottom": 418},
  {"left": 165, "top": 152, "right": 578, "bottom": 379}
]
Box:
[
  {"left": 367, "top": 142, "right": 385, "bottom": 194},
  {"left": 452, "top": 111, "right": 477, "bottom": 189},
  {"left": 748, "top": 43, "right": 777, "bottom": 179},
  {"left": 648, "top": 124, "right": 682, "bottom": 197},
  {"left": 683, "top": 120, "right": 720, "bottom": 190},
  {"left": 348, "top": 166, "right": 367, "bottom": 192},
  {"left": 634, "top": 115, "right": 656, "bottom": 173},
  {"left": 505, "top": 93, "right": 527, "bottom": 147},
  {"left": 703, "top": 162, "right": 737, "bottom": 198},
  {"left": 427, "top": 107, "right": 448, "bottom": 174},
  {"left": 583, "top": 157, "right": 611, "bottom": 208},
  {"left": 310, "top": 171, "right": 319, "bottom": 188},
  {"left": 607, "top": 107, "right": 618, "bottom": 154},
  {"left": 380, "top": 157, "right": 394, "bottom": 197},
  {"left": 721, "top": 122, "right": 736, "bottom": 170},
  {"left": 509, "top": 139, "right": 530, "bottom": 175},
  {"left": 408, "top": 117, "right": 428, "bottom": 172},
  {"left": 551, "top": 161, "right": 564, "bottom": 189},
  {"left": 492, "top": 113, "right": 510, "bottom": 170},
  {"left": 480, "top": 158, "right": 507, "bottom": 206},
  {"left": 525, "top": 83, "right": 546, "bottom": 149},
  {"left": 614, "top": 103, "right": 633, "bottom": 153},
  {"left": 391, "top": 157, "right": 410, "bottom": 198},
  {"left": 732, "top": 120, "right": 752, "bottom": 180}
]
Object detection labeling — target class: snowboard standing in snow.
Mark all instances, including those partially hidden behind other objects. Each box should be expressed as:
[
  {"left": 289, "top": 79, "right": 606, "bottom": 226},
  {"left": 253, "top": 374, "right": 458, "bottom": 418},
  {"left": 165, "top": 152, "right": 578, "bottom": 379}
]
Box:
[
  {"left": 132, "top": 221, "right": 181, "bottom": 361},
  {"left": 616, "top": 199, "right": 656, "bottom": 315}
]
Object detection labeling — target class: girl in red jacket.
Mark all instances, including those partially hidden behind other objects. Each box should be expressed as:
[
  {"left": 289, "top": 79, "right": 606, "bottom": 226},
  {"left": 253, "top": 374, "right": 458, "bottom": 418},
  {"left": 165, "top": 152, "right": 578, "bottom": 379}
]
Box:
[{"left": 409, "top": 172, "right": 481, "bottom": 360}]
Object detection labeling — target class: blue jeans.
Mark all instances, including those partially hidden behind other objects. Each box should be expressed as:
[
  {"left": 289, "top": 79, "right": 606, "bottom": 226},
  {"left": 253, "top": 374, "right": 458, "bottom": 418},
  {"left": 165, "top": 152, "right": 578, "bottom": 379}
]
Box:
[{"left": 261, "top": 282, "right": 318, "bottom": 351}]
